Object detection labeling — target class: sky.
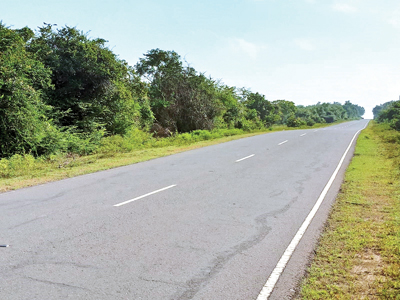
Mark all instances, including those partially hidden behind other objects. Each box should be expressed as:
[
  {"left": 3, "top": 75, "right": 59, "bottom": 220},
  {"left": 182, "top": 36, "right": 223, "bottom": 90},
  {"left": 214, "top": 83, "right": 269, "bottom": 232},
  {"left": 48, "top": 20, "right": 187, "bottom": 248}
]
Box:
[{"left": 3, "top": 0, "right": 400, "bottom": 118}]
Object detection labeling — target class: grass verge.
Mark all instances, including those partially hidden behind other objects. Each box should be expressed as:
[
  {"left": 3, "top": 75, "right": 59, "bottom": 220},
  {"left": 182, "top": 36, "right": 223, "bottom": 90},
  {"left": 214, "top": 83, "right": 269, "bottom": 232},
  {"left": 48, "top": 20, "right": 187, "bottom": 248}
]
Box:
[{"left": 299, "top": 121, "right": 400, "bottom": 299}]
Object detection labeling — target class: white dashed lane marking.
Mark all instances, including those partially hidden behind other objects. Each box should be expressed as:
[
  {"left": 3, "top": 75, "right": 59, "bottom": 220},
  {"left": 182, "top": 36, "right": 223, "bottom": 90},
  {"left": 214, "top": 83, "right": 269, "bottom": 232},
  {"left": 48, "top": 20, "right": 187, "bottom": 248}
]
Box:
[
  {"left": 278, "top": 140, "right": 288, "bottom": 146},
  {"left": 114, "top": 185, "right": 177, "bottom": 207},
  {"left": 235, "top": 154, "right": 255, "bottom": 162}
]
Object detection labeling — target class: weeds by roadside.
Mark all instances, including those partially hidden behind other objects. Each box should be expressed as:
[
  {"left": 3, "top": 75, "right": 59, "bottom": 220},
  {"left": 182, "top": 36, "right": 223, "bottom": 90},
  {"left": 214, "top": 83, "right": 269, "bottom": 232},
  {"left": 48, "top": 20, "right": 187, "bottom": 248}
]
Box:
[{"left": 299, "top": 121, "right": 400, "bottom": 299}]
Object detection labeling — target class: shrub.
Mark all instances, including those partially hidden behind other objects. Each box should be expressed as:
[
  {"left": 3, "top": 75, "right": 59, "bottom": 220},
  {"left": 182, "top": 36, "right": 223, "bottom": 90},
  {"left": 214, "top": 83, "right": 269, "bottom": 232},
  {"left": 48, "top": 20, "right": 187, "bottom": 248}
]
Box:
[
  {"left": 0, "top": 154, "right": 36, "bottom": 178},
  {"left": 287, "top": 116, "right": 307, "bottom": 127},
  {"left": 390, "top": 118, "right": 400, "bottom": 131},
  {"left": 306, "top": 117, "right": 316, "bottom": 126}
]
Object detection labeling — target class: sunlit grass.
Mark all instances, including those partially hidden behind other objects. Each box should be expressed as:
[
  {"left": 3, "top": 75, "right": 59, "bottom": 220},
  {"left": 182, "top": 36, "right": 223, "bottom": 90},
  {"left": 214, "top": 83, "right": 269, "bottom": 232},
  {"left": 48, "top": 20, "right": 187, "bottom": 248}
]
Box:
[{"left": 299, "top": 122, "right": 400, "bottom": 299}]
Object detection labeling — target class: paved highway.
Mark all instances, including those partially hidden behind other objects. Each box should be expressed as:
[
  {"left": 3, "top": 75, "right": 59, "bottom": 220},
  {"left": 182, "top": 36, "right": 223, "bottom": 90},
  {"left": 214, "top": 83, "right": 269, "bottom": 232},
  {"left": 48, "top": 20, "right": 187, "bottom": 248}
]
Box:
[{"left": 0, "top": 120, "right": 369, "bottom": 299}]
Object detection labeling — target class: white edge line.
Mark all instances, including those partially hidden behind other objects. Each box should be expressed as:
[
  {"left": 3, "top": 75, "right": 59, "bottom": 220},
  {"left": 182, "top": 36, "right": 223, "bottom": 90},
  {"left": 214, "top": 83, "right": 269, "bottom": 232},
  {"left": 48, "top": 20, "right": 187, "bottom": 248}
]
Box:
[
  {"left": 278, "top": 140, "right": 288, "bottom": 145},
  {"left": 256, "top": 121, "right": 369, "bottom": 300},
  {"left": 235, "top": 154, "right": 255, "bottom": 162},
  {"left": 114, "top": 185, "right": 177, "bottom": 207},
  {"left": 300, "top": 133, "right": 307, "bottom": 137}
]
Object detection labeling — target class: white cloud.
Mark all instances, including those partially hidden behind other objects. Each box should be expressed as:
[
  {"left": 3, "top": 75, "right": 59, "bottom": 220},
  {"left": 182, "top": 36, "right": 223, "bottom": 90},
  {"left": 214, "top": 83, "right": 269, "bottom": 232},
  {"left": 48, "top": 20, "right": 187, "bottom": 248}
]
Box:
[
  {"left": 294, "top": 38, "right": 316, "bottom": 51},
  {"left": 331, "top": 3, "right": 357, "bottom": 13},
  {"left": 229, "top": 38, "right": 266, "bottom": 59}
]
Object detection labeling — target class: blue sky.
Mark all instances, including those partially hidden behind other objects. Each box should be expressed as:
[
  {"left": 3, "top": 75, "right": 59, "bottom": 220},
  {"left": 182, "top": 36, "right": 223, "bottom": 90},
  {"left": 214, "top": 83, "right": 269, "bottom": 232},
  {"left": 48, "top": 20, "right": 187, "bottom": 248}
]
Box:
[{"left": 3, "top": 0, "right": 400, "bottom": 118}]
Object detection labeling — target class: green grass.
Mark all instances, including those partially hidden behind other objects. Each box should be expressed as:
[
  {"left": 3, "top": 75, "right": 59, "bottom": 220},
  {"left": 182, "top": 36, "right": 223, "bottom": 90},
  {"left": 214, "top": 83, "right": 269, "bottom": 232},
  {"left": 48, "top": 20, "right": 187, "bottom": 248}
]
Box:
[
  {"left": 299, "top": 121, "right": 400, "bottom": 299},
  {"left": 0, "top": 121, "right": 348, "bottom": 192}
]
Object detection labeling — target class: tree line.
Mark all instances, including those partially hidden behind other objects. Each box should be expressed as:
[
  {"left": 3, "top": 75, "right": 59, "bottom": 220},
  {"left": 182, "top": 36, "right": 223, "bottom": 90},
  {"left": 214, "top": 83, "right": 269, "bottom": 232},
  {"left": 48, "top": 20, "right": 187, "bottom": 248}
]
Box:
[
  {"left": 373, "top": 100, "right": 400, "bottom": 131},
  {"left": 0, "top": 23, "right": 365, "bottom": 158}
]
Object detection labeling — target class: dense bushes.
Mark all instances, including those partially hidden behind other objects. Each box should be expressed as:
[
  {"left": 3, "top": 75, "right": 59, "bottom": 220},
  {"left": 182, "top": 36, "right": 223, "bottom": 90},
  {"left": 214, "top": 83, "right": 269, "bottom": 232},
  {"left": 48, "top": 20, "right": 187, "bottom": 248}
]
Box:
[
  {"left": 373, "top": 100, "right": 400, "bottom": 131},
  {"left": 0, "top": 23, "right": 365, "bottom": 159},
  {"left": 0, "top": 23, "right": 54, "bottom": 157},
  {"left": 28, "top": 25, "right": 148, "bottom": 135}
]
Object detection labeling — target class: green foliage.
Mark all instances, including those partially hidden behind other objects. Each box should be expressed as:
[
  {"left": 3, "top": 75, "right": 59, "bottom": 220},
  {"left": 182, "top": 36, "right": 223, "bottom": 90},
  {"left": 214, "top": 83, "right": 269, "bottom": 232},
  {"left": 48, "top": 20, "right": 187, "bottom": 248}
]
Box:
[
  {"left": 295, "top": 102, "right": 355, "bottom": 125},
  {"left": 217, "top": 86, "right": 244, "bottom": 127},
  {"left": 316, "top": 102, "right": 347, "bottom": 123},
  {"left": 374, "top": 101, "right": 400, "bottom": 131},
  {"left": 0, "top": 23, "right": 56, "bottom": 158},
  {"left": 0, "top": 22, "right": 366, "bottom": 161},
  {"left": 242, "top": 91, "right": 277, "bottom": 127},
  {"left": 286, "top": 115, "right": 306, "bottom": 127},
  {"left": 343, "top": 100, "right": 365, "bottom": 119},
  {"left": 97, "top": 127, "right": 153, "bottom": 154},
  {"left": 0, "top": 154, "right": 35, "bottom": 178},
  {"left": 373, "top": 101, "right": 394, "bottom": 120},
  {"left": 28, "top": 24, "right": 143, "bottom": 135},
  {"left": 136, "top": 49, "right": 221, "bottom": 132},
  {"left": 272, "top": 100, "right": 297, "bottom": 124}
]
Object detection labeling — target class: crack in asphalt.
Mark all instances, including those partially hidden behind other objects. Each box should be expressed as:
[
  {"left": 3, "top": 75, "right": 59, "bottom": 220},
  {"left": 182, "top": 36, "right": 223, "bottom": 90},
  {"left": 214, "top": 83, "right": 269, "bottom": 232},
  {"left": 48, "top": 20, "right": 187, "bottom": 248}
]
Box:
[
  {"left": 172, "top": 194, "right": 300, "bottom": 300},
  {"left": 172, "top": 216, "right": 271, "bottom": 299},
  {"left": 23, "top": 275, "right": 122, "bottom": 298},
  {"left": 8, "top": 215, "right": 48, "bottom": 230},
  {"left": 24, "top": 276, "right": 91, "bottom": 291},
  {"left": 138, "top": 276, "right": 186, "bottom": 287}
]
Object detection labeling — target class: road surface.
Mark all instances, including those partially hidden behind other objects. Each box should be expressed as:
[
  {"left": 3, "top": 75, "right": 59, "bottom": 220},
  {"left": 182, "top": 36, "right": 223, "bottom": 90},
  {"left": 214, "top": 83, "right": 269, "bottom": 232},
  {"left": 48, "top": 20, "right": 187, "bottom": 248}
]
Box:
[{"left": 0, "top": 120, "right": 369, "bottom": 299}]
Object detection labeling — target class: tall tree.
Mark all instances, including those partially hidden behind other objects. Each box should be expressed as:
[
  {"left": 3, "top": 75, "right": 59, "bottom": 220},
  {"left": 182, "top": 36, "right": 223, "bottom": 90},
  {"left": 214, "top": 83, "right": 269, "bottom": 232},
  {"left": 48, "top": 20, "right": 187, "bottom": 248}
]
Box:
[
  {"left": 242, "top": 91, "right": 278, "bottom": 126},
  {"left": 28, "top": 24, "right": 143, "bottom": 134},
  {"left": 136, "top": 49, "right": 220, "bottom": 132},
  {"left": 0, "top": 23, "right": 54, "bottom": 157},
  {"left": 343, "top": 100, "right": 365, "bottom": 119},
  {"left": 272, "top": 100, "right": 297, "bottom": 124}
]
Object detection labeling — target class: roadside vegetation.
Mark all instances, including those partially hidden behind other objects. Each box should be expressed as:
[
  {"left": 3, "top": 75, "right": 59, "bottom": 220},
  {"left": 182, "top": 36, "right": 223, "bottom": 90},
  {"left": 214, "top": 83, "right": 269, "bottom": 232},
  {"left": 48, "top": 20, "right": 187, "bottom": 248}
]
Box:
[
  {"left": 373, "top": 99, "right": 400, "bottom": 131},
  {"left": 0, "top": 22, "right": 365, "bottom": 190},
  {"left": 299, "top": 121, "right": 400, "bottom": 299}
]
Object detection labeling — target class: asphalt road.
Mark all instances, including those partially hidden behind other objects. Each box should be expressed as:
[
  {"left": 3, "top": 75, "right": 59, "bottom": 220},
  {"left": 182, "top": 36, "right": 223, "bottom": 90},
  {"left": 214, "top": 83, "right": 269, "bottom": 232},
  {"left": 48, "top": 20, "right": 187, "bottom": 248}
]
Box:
[{"left": 0, "top": 120, "right": 369, "bottom": 299}]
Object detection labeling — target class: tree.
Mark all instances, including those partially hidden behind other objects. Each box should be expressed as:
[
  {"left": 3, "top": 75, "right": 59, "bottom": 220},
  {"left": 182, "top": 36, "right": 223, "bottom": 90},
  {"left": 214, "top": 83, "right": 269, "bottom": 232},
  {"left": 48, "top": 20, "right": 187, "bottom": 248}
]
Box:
[
  {"left": 376, "top": 101, "right": 400, "bottom": 131},
  {"left": 272, "top": 100, "right": 297, "bottom": 124},
  {"left": 0, "top": 23, "right": 55, "bottom": 157},
  {"left": 373, "top": 101, "right": 393, "bottom": 120},
  {"left": 295, "top": 101, "right": 365, "bottom": 126},
  {"left": 136, "top": 49, "right": 220, "bottom": 132},
  {"left": 241, "top": 91, "right": 278, "bottom": 126},
  {"left": 295, "top": 106, "right": 317, "bottom": 126},
  {"left": 28, "top": 24, "right": 143, "bottom": 135},
  {"left": 343, "top": 100, "right": 364, "bottom": 119}
]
